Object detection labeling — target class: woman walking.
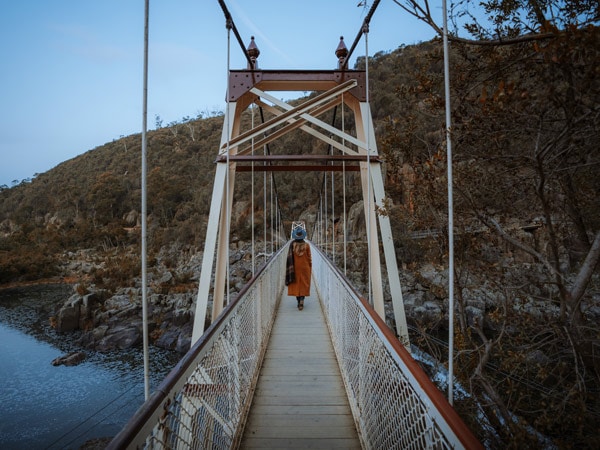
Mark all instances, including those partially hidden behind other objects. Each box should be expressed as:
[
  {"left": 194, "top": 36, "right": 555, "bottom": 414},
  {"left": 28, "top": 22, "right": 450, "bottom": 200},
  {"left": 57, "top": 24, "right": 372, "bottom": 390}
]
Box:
[{"left": 285, "top": 227, "right": 312, "bottom": 310}]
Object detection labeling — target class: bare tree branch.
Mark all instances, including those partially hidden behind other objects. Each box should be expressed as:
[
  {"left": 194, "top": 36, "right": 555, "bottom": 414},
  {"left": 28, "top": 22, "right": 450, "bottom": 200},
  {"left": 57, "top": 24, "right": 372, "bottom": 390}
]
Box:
[
  {"left": 391, "top": 0, "right": 585, "bottom": 46},
  {"left": 480, "top": 215, "right": 560, "bottom": 279},
  {"left": 569, "top": 231, "right": 600, "bottom": 307}
]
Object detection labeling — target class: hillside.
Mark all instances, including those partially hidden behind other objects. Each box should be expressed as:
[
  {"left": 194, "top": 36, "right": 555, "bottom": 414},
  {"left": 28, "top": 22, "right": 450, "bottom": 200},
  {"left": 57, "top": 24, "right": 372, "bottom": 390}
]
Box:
[{"left": 1, "top": 31, "right": 599, "bottom": 447}]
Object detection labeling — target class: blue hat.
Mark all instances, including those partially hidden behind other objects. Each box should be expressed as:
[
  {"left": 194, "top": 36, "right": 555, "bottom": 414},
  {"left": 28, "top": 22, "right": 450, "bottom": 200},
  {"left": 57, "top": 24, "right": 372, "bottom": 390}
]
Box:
[{"left": 293, "top": 227, "right": 307, "bottom": 240}]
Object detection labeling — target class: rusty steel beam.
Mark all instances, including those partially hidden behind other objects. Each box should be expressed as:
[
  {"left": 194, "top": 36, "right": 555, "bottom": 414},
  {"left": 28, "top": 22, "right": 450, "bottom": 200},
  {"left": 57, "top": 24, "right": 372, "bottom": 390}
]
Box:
[
  {"left": 228, "top": 70, "right": 366, "bottom": 102},
  {"left": 219, "top": 155, "right": 381, "bottom": 173},
  {"left": 216, "top": 154, "right": 381, "bottom": 163},
  {"left": 235, "top": 165, "right": 361, "bottom": 172},
  {"left": 220, "top": 79, "right": 357, "bottom": 152},
  {"left": 238, "top": 98, "right": 342, "bottom": 155}
]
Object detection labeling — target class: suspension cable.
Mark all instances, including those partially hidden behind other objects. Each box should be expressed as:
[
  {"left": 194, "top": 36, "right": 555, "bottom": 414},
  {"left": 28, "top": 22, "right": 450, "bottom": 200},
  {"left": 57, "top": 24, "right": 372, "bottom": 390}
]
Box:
[
  {"left": 319, "top": 196, "right": 324, "bottom": 245},
  {"left": 270, "top": 172, "right": 274, "bottom": 253},
  {"left": 217, "top": 1, "right": 288, "bottom": 251},
  {"left": 254, "top": 106, "right": 288, "bottom": 245},
  {"left": 141, "top": 0, "right": 150, "bottom": 401},
  {"left": 341, "top": 96, "right": 348, "bottom": 274},
  {"left": 324, "top": 163, "right": 329, "bottom": 256},
  {"left": 341, "top": 0, "right": 381, "bottom": 69},
  {"left": 251, "top": 104, "right": 255, "bottom": 275},
  {"left": 225, "top": 19, "right": 232, "bottom": 308},
  {"left": 46, "top": 380, "right": 142, "bottom": 448},
  {"left": 263, "top": 142, "right": 267, "bottom": 254},
  {"left": 216, "top": 0, "right": 380, "bottom": 257},
  {"left": 217, "top": 0, "right": 253, "bottom": 68},
  {"left": 364, "top": 23, "right": 372, "bottom": 307},
  {"left": 314, "top": 105, "right": 341, "bottom": 253},
  {"left": 442, "top": 0, "right": 456, "bottom": 406},
  {"left": 331, "top": 135, "right": 335, "bottom": 263}
]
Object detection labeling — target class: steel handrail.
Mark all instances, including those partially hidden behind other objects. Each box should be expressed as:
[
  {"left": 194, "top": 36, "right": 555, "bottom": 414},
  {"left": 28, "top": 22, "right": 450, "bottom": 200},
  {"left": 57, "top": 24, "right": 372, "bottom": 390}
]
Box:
[
  {"left": 107, "top": 244, "right": 287, "bottom": 449},
  {"left": 311, "top": 243, "right": 482, "bottom": 449},
  {"left": 109, "top": 241, "right": 482, "bottom": 449}
]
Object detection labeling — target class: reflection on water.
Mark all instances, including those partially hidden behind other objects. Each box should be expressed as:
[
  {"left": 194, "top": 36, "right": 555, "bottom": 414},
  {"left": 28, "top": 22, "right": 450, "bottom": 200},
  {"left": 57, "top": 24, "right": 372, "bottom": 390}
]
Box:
[{"left": 0, "top": 285, "right": 179, "bottom": 449}]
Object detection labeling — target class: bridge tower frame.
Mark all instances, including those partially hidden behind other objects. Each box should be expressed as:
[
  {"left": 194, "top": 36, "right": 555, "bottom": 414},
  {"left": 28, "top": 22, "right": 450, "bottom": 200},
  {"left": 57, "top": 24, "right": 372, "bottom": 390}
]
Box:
[{"left": 192, "top": 58, "right": 409, "bottom": 347}]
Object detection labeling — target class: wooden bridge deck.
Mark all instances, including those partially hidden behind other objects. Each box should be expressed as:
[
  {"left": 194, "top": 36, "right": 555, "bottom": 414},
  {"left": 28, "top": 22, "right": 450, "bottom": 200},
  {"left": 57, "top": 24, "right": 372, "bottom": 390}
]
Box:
[{"left": 240, "top": 293, "right": 361, "bottom": 449}]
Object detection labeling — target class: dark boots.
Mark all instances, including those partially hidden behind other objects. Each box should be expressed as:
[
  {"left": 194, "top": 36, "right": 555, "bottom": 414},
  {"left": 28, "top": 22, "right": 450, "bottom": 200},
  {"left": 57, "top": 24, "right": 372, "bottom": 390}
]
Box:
[{"left": 296, "top": 296, "right": 305, "bottom": 310}]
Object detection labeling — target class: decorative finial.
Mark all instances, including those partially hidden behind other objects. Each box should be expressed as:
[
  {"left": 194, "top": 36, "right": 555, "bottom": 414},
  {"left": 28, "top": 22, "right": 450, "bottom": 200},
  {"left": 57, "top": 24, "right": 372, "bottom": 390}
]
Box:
[
  {"left": 247, "top": 36, "right": 260, "bottom": 69},
  {"left": 335, "top": 36, "right": 348, "bottom": 69}
]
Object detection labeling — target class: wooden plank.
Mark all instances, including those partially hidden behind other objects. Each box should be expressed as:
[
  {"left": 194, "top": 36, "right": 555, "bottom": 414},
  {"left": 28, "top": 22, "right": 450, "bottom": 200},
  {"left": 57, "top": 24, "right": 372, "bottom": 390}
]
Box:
[
  {"left": 243, "top": 425, "right": 357, "bottom": 439},
  {"left": 250, "top": 395, "right": 350, "bottom": 407},
  {"left": 239, "top": 294, "right": 361, "bottom": 449},
  {"left": 246, "top": 413, "right": 355, "bottom": 428},
  {"left": 263, "top": 348, "right": 332, "bottom": 355},
  {"left": 257, "top": 365, "right": 340, "bottom": 377},
  {"left": 249, "top": 404, "right": 352, "bottom": 415},
  {"left": 261, "top": 355, "right": 335, "bottom": 364},
  {"left": 253, "top": 384, "right": 346, "bottom": 396},
  {"left": 257, "top": 375, "right": 343, "bottom": 382},
  {"left": 242, "top": 437, "right": 361, "bottom": 449}
]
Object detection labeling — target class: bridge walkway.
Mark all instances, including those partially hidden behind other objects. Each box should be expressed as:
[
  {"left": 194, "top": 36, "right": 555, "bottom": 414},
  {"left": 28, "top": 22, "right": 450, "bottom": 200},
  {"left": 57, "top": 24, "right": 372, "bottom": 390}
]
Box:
[
  {"left": 107, "top": 245, "right": 483, "bottom": 449},
  {"left": 240, "top": 293, "right": 361, "bottom": 449}
]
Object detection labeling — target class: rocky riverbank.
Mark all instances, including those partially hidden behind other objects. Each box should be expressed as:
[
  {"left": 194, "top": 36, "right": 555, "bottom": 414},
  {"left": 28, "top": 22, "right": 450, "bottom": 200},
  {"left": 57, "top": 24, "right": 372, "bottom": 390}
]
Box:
[
  {"left": 50, "top": 236, "right": 600, "bottom": 356},
  {"left": 51, "top": 243, "right": 256, "bottom": 354}
]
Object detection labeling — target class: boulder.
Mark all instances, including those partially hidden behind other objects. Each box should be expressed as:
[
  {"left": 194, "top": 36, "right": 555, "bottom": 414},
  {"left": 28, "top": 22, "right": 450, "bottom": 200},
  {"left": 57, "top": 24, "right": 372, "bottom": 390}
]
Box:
[
  {"left": 56, "top": 296, "right": 82, "bottom": 332},
  {"left": 96, "top": 326, "right": 141, "bottom": 352},
  {"left": 104, "top": 294, "right": 133, "bottom": 310},
  {"left": 79, "top": 293, "right": 101, "bottom": 329},
  {"left": 412, "top": 301, "right": 443, "bottom": 324},
  {"left": 155, "top": 329, "right": 180, "bottom": 350},
  {"left": 172, "top": 309, "right": 191, "bottom": 326},
  {"left": 52, "top": 351, "right": 86, "bottom": 366},
  {"left": 175, "top": 324, "right": 193, "bottom": 353}
]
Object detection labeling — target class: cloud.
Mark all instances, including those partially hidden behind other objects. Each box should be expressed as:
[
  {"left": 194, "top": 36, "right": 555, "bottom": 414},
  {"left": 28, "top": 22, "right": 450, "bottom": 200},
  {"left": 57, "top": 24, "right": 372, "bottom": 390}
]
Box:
[{"left": 227, "top": 0, "right": 295, "bottom": 66}]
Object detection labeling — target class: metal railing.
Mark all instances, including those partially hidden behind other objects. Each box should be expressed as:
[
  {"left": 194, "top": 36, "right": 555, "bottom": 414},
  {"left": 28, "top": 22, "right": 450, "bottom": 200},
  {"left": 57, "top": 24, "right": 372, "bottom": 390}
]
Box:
[
  {"left": 110, "top": 241, "right": 481, "bottom": 449},
  {"left": 108, "top": 245, "right": 287, "bottom": 450},
  {"left": 311, "top": 244, "right": 482, "bottom": 450}
]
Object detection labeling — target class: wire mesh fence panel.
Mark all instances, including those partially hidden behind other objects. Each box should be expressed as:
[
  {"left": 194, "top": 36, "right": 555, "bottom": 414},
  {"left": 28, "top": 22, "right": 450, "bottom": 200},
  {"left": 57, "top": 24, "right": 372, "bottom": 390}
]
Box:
[
  {"left": 311, "top": 244, "right": 480, "bottom": 450},
  {"left": 110, "top": 242, "right": 480, "bottom": 449},
  {"left": 108, "top": 245, "right": 286, "bottom": 450}
]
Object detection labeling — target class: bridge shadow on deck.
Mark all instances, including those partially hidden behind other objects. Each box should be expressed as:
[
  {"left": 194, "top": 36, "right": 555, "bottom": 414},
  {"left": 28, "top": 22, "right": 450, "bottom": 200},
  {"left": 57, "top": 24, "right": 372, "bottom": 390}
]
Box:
[{"left": 240, "top": 293, "right": 361, "bottom": 449}]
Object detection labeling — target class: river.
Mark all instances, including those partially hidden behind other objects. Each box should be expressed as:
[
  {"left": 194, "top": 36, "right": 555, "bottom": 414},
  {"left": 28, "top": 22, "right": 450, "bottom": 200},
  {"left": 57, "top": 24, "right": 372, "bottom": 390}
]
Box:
[{"left": 0, "top": 284, "right": 179, "bottom": 449}]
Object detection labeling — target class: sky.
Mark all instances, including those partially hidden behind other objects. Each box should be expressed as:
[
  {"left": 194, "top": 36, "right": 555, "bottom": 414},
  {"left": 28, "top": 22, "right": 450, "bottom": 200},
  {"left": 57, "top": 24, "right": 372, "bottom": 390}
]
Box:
[{"left": 0, "top": 0, "right": 439, "bottom": 187}]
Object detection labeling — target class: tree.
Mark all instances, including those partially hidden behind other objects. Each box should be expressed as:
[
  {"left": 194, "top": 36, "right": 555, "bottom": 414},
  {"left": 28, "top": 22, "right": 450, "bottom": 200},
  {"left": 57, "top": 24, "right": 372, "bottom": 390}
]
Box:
[
  {"left": 392, "top": 0, "right": 599, "bottom": 44},
  {"left": 383, "top": 1, "right": 600, "bottom": 446},
  {"left": 86, "top": 172, "right": 127, "bottom": 226}
]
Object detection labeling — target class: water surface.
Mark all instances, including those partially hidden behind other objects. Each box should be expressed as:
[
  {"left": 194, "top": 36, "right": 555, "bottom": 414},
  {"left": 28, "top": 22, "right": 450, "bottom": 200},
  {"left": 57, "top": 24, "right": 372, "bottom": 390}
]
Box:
[{"left": 0, "top": 284, "right": 178, "bottom": 449}]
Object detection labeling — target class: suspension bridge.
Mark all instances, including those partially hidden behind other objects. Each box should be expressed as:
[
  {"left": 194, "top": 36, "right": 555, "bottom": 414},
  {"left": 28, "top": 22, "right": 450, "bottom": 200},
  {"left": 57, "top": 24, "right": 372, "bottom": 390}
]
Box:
[{"left": 108, "top": 1, "right": 482, "bottom": 448}]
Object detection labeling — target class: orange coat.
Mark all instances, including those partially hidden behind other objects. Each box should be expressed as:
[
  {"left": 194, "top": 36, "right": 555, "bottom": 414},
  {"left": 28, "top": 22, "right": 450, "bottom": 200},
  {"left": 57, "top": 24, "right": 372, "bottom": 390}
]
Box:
[{"left": 287, "top": 241, "right": 312, "bottom": 297}]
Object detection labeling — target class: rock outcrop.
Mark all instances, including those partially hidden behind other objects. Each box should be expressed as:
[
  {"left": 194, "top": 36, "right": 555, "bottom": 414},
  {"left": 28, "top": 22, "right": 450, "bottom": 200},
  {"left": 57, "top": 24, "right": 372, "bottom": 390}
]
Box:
[
  {"left": 52, "top": 214, "right": 599, "bottom": 359},
  {"left": 51, "top": 351, "right": 86, "bottom": 366},
  {"left": 54, "top": 287, "right": 196, "bottom": 354}
]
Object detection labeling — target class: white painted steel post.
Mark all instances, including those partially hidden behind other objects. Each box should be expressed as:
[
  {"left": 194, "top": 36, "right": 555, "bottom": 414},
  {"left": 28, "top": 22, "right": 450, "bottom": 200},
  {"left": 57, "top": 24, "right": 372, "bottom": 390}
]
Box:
[
  {"left": 140, "top": 0, "right": 150, "bottom": 401},
  {"left": 212, "top": 101, "right": 239, "bottom": 322},
  {"left": 359, "top": 101, "right": 410, "bottom": 347},
  {"left": 191, "top": 100, "right": 237, "bottom": 343},
  {"left": 352, "top": 98, "right": 385, "bottom": 318},
  {"left": 192, "top": 162, "right": 226, "bottom": 343}
]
